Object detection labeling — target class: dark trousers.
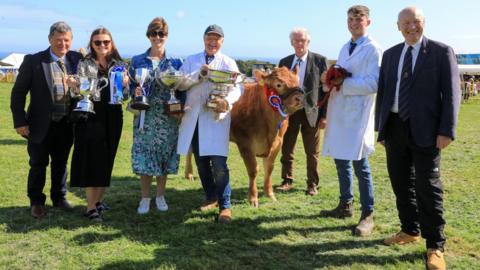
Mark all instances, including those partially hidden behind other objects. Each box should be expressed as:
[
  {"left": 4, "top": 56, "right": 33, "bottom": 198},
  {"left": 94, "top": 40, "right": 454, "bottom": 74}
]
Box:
[
  {"left": 281, "top": 109, "right": 320, "bottom": 187},
  {"left": 191, "top": 124, "right": 231, "bottom": 210},
  {"left": 384, "top": 113, "right": 446, "bottom": 250},
  {"left": 27, "top": 119, "right": 73, "bottom": 206}
]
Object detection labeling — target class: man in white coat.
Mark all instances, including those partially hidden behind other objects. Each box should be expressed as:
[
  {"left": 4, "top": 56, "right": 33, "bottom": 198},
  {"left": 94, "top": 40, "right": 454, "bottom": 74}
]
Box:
[
  {"left": 177, "top": 24, "right": 241, "bottom": 223},
  {"left": 320, "top": 5, "right": 382, "bottom": 236}
]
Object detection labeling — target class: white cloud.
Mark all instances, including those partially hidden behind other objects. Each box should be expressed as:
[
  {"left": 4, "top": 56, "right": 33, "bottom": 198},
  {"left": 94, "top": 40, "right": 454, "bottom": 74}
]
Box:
[{"left": 176, "top": 10, "right": 185, "bottom": 19}]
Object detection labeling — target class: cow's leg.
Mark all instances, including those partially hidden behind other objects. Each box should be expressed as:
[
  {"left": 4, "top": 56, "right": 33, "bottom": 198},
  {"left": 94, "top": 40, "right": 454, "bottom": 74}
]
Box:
[
  {"left": 262, "top": 137, "right": 283, "bottom": 202},
  {"left": 238, "top": 146, "right": 260, "bottom": 207},
  {"left": 184, "top": 151, "right": 194, "bottom": 181}
]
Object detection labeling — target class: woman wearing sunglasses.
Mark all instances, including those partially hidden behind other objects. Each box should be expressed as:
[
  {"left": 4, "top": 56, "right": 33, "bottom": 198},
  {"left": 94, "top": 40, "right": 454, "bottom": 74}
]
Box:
[
  {"left": 128, "top": 17, "right": 184, "bottom": 214},
  {"left": 69, "top": 27, "right": 128, "bottom": 221}
]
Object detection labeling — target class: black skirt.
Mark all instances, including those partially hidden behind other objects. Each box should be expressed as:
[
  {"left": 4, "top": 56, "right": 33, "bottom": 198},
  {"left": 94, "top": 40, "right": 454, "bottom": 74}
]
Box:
[{"left": 70, "top": 94, "right": 123, "bottom": 188}]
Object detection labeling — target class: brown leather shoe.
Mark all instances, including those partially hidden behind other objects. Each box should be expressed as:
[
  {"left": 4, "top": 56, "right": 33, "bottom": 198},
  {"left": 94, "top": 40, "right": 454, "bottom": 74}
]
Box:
[
  {"left": 218, "top": 208, "right": 232, "bottom": 224},
  {"left": 305, "top": 185, "right": 318, "bottom": 196},
  {"left": 276, "top": 180, "right": 294, "bottom": 191},
  {"left": 53, "top": 199, "right": 73, "bottom": 211},
  {"left": 31, "top": 205, "right": 46, "bottom": 219},
  {"left": 354, "top": 212, "right": 374, "bottom": 236},
  {"left": 384, "top": 231, "right": 420, "bottom": 245},
  {"left": 320, "top": 201, "right": 353, "bottom": 218},
  {"left": 426, "top": 248, "right": 446, "bottom": 270},
  {"left": 199, "top": 200, "right": 218, "bottom": 212}
]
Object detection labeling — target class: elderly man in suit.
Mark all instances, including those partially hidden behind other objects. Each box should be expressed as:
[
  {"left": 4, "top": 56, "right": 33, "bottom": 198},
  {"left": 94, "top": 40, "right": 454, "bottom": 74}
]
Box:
[
  {"left": 320, "top": 5, "right": 382, "bottom": 237},
  {"left": 10, "top": 21, "right": 83, "bottom": 218},
  {"left": 276, "top": 27, "right": 327, "bottom": 196},
  {"left": 375, "top": 7, "right": 460, "bottom": 270}
]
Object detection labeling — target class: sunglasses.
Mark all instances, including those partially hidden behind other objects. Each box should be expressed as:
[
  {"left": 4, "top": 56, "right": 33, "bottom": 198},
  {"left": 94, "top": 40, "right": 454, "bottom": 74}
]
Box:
[
  {"left": 149, "top": 31, "right": 167, "bottom": 38},
  {"left": 93, "top": 40, "right": 111, "bottom": 46}
]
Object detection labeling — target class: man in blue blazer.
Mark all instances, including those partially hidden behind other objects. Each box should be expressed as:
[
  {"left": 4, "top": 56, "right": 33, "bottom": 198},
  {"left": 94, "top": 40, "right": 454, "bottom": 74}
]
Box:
[
  {"left": 10, "top": 22, "right": 83, "bottom": 218},
  {"left": 375, "top": 7, "right": 460, "bottom": 270}
]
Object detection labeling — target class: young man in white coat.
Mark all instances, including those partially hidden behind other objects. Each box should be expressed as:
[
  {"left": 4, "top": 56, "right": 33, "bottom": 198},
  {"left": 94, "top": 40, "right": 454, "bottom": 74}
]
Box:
[
  {"left": 320, "top": 5, "right": 382, "bottom": 236},
  {"left": 177, "top": 24, "right": 241, "bottom": 223}
]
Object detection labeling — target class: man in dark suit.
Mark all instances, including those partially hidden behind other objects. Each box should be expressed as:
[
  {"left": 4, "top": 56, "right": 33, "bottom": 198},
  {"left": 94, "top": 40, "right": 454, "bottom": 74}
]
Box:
[
  {"left": 10, "top": 21, "right": 83, "bottom": 218},
  {"left": 375, "top": 7, "right": 460, "bottom": 270},
  {"left": 277, "top": 27, "right": 327, "bottom": 195}
]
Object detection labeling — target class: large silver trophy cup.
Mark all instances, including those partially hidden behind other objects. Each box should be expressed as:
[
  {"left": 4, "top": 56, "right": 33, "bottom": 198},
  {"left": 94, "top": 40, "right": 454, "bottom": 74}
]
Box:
[
  {"left": 205, "top": 68, "right": 245, "bottom": 110},
  {"left": 73, "top": 76, "right": 108, "bottom": 114},
  {"left": 156, "top": 67, "right": 186, "bottom": 115},
  {"left": 130, "top": 68, "right": 152, "bottom": 110}
]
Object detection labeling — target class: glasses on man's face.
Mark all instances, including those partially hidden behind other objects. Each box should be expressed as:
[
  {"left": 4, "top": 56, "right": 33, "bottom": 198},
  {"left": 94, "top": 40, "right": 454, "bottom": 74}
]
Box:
[
  {"left": 93, "top": 40, "right": 111, "bottom": 47},
  {"left": 149, "top": 31, "right": 167, "bottom": 38}
]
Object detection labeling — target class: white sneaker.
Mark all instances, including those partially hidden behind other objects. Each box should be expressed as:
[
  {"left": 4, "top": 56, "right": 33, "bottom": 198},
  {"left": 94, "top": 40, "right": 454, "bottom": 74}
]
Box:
[
  {"left": 137, "top": 197, "right": 151, "bottom": 214},
  {"left": 155, "top": 196, "right": 168, "bottom": 211}
]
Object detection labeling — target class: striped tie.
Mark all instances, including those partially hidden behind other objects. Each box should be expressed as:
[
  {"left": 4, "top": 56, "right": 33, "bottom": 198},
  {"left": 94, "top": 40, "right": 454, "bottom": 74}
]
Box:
[
  {"left": 292, "top": 58, "right": 301, "bottom": 72},
  {"left": 398, "top": 46, "right": 413, "bottom": 121}
]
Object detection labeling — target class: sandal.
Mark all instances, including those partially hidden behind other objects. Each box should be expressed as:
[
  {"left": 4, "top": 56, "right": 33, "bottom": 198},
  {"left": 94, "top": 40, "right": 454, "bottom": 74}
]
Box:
[
  {"left": 95, "top": 202, "right": 110, "bottom": 214},
  {"left": 84, "top": 209, "right": 102, "bottom": 222}
]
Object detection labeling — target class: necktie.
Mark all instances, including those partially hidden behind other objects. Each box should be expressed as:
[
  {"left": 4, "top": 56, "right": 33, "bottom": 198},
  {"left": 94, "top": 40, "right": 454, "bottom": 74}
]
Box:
[
  {"left": 349, "top": 42, "right": 357, "bottom": 55},
  {"left": 206, "top": 55, "right": 214, "bottom": 64},
  {"left": 398, "top": 46, "right": 413, "bottom": 121},
  {"left": 58, "top": 59, "right": 67, "bottom": 75},
  {"left": 292, "top": 58, "right": 302, "bottom": 71},
  {"left": 57, "top": 59, "right": 68, "bottom": 98}
]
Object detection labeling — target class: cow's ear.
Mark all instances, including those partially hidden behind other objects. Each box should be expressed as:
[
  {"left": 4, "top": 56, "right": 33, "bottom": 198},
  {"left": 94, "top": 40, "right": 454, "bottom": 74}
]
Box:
[{"left": 254, "top": 69, "right": 266, "bottom": 82}]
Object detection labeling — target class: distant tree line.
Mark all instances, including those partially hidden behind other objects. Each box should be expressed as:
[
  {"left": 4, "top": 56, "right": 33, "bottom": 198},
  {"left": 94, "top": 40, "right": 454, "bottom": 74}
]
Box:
[{"left": 235, "top": 59, "right": 276, "bottom": 77}]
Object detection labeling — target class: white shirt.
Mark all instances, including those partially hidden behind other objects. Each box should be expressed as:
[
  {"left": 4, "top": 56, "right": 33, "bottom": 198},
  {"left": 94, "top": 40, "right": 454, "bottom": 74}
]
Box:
[
  {"left": 391, "top": 36, "right": 423, "bottom": 112},
  {"left": 291, "top": 52, "right": 308, "bottom": 87}
]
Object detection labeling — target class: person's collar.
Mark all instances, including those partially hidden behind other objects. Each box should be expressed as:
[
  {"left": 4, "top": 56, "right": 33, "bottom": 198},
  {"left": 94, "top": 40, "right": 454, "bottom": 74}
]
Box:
[
  {"left": 49, "top": 48, "right": 66, "bottom": 62},
  {"left": 351, "top": 34, "right": 367, "bottom": 45},
  {"left": 404, "top": 36, "right": 423, "bottom": 51},
  {"left": 204, "top": 50, "right": 219, "bottom": 58},
  {"left": 294, "top": 51, "right": 308, "bottom": 62}
]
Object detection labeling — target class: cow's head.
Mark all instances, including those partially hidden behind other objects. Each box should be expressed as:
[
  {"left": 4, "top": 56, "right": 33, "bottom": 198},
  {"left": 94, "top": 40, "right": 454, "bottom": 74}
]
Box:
[{"left": 255, "top": 67, "right": 304, "bottom": 115}]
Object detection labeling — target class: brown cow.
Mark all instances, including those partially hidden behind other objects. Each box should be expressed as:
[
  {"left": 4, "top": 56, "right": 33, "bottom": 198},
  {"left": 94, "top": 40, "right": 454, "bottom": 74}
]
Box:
[{"left": 185, "top": 67, "right": 303, "bottom": 207}]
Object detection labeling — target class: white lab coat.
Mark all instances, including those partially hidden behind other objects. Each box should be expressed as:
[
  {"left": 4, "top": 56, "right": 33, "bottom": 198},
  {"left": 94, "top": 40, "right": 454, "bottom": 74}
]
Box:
[
  {"left": 177, "top": 52, "right": 241, "bottom": 157},
  {"left": 322, "top": 35, "right": 382, "bottom": 160}
]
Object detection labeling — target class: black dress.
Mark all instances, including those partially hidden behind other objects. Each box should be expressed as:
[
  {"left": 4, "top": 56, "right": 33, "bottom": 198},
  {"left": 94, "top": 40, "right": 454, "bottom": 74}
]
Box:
[{"left": 70, "top": 60, "right": 123, "bottom": 187}]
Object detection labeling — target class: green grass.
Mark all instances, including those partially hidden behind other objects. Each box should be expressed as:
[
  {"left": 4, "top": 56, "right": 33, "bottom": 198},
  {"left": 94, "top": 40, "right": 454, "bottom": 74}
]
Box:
[{"left": 0, "top": 81, "right": 479, "bottom": 270}]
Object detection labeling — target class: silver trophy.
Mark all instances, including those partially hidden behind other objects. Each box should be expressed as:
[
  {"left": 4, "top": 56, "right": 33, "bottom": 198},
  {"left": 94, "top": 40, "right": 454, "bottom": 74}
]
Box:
[
  {"left": 156, "top": 65, "right": 186, "bottom": 115},
  {"left": 73, "top": 76, "right": 108, "bottom": 114},
  {"left": 205, "top": 68, "right": 245, "bottom": 110},
  {"left": 130, "top": 68, "right": 152, "bottom": 110},
  {"left": 206, "top": 68, "right": 246, "bottom": 84}
]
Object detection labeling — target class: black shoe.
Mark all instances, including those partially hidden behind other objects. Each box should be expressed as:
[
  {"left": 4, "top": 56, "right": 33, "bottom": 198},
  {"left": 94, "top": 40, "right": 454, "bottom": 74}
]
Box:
[
  {"left": 84, "top": 209, "right": 103, "bottom": 222},
  {"left": 95, "top": 202, "right": 110, "bottom": 214},
  {"left": 53, "top": 199, "right": 73, "bottom": 211},
  {"left": 320, "top": 201, "right": 353, "bottom": 218}
]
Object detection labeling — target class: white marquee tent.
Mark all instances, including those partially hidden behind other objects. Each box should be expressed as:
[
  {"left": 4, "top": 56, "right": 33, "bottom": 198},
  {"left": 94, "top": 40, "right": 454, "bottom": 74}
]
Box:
[{"left": 0, "top": 53, "right": 25, "bottom": 69}]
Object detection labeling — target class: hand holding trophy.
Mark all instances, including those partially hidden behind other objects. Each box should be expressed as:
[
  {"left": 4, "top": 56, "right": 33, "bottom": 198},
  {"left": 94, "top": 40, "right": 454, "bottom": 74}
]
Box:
[
  {"left": 156, "top": 63, "right": 186, "bottom": 115},
  {"left": 204, "top": 68, "right": 245, "bottom": 111},
  {"left": 72, "top": 75, "right": 108, "bottom": 114},
  {"left": 130, "top": 68, "right": 152, "bottom": 110}
]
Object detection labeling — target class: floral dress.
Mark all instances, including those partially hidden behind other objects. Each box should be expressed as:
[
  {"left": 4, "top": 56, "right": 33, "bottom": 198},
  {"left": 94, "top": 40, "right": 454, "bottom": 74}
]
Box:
[{"left": 129, "top": 51, "right": 184, "bottom": 176}]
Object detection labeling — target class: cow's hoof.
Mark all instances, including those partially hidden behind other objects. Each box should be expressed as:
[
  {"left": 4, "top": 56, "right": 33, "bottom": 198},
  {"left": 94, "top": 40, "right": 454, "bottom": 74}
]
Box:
[
  {"left": 185, "top": 173, "right": 194, "bottom": 181},
  {"left": 249, "top": 199, "right": 259, "bottom": 208},
  {"left": 266, "top": 193, "right": 277, "bottom": 202}
]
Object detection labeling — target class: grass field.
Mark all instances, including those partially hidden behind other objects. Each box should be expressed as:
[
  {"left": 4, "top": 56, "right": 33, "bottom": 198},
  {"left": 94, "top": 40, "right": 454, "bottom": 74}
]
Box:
[{"left": 0, "top": 82, "right": 479, "bottom": 270}]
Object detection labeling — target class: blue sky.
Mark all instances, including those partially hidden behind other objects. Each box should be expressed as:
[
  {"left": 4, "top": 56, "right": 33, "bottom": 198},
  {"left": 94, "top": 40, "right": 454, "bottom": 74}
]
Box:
[{"left": 0, "top": 0, "right": 479, "bottom": 61}]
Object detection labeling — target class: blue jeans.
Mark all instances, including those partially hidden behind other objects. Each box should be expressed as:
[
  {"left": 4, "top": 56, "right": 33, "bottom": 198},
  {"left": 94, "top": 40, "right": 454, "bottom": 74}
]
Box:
[
  {"left": 334, "top": 158, "right": 374, "bottom": 215},
  {"left": 192, "top": 125, "right": 231, "bottom": 210}
]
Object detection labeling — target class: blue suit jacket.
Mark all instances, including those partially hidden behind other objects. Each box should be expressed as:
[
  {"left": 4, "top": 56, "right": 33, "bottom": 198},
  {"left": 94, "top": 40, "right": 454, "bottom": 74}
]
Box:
[{"left": 375, "top": 37, "right": 461, "bottom": 147}]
